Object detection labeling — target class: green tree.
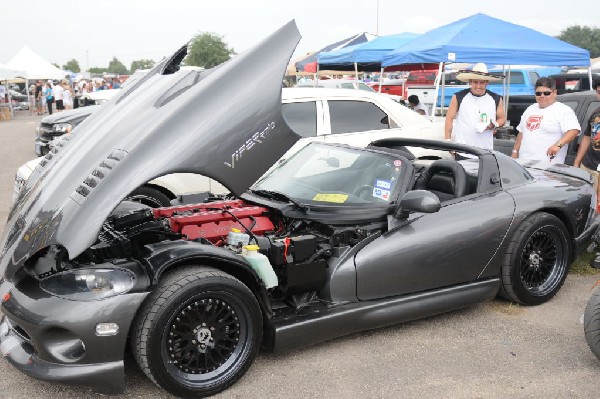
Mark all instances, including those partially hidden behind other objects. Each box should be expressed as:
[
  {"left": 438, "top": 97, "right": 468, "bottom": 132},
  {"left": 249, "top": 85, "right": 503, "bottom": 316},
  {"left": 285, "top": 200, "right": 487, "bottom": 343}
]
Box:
[
  {"left": 558, "top": 25, "right": 600, "bottom": 58},
  {"left": 62, "top": 59, "right": 81, "bottom": 72},
  {"left": 130, "top": 59, "right": 155, "bottom": 72},
  {"left": 107, "top": 57, "right": 129, "bottom": 74},
  {"left": 51, "top": 62, "right": 60, "bottom": 69},
  {"left": 185, "top": 32, "right": 235, "bottom": 68},
  {"left": 88, "top": 67, "right": 108, "bottom": 74}
]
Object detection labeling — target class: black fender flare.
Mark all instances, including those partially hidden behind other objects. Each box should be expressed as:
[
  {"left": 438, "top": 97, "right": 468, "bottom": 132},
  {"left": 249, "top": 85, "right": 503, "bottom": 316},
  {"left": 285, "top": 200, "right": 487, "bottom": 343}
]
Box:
[{"left": 142, "top": 240, "right": 272, "bottom": 317}]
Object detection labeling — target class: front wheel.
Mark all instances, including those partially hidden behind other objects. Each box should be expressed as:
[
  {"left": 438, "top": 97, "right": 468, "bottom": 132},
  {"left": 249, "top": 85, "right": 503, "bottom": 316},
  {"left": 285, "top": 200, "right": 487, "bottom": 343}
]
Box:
[
  {"left": 126, "top": 186, "right": 171, "bottom": 207},
  {"left": 499, "top": 212, "right": 571, "bottom": 305},
  {"left": 584, "top": 286, "right": 600, "bottom": 360},
  {"left": 131, "top": 266, "right": 263, "bottom": 397}
]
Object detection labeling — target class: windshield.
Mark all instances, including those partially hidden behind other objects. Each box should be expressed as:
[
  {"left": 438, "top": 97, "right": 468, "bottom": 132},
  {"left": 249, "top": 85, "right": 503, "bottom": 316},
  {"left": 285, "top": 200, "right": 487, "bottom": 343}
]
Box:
[{"left": 252, "top": 143, "right": 406, "bottom": 205}]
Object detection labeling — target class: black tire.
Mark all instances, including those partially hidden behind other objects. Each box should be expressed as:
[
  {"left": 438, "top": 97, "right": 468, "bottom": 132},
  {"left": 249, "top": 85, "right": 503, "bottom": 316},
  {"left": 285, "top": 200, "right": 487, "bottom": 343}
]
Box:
[
  {"left": 126, "top": 186, "right": 171, "bottom": 208},
  {"left": 584, "top": 286, "right": 600, "bottom": 360},
  {"left": 131, "top": 266, "right": 263, "bottom": 398},
  {"left": 499, "top": 212, "right": 571, "bottom": 305}
]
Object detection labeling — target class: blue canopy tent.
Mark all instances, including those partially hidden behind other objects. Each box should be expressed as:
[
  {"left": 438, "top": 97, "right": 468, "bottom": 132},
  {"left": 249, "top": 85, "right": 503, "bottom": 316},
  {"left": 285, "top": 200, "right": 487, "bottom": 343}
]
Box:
[
  {"left": 318, "top": 32, "right": 419, "bottom": 72},
  {"left": 382, "top": 13, "right": 590, "bottom": 67},
  {"left": 381, "top": 13, "right": 591, "bottom": 117},
  {"left": 295, "top": 32, "right": 373, "bottom": 73}
]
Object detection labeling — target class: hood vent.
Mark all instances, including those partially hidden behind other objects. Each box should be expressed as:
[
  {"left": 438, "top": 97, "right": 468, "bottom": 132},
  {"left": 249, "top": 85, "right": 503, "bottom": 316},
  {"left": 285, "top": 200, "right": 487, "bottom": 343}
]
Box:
[{"left": 70, "top": 149, "right": 129, "bottom": 205}]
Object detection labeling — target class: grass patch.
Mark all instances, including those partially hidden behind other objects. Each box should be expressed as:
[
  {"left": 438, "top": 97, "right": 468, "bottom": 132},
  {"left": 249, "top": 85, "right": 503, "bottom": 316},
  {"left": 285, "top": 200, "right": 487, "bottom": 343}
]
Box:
[{"left": 570, "top": 252, "right": 600, "bottom": 276}]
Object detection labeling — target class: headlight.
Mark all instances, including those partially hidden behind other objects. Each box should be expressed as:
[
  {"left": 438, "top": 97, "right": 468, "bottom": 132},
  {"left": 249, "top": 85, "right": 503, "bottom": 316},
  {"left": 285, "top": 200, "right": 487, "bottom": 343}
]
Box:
[
  {"left": 94, "top": 99, "right": 109, "bottom": 105},
  {"left": 52, "top": 123, "right": 72, "bottom": 134},
  {"left": 40, "top": 268, "right": 136, "bottom": 301}
]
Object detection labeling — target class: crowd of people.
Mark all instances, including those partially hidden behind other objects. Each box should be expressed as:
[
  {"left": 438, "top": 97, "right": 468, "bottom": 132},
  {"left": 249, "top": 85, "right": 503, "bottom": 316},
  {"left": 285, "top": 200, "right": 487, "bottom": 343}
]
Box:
[{"left": 29, "top": 77, "right": 122, "bottom": 115}]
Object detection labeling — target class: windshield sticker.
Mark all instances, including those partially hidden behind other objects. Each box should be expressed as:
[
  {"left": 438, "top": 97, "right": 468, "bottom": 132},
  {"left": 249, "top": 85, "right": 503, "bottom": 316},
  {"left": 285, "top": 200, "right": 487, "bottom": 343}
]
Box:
[
  {"left": 372, "top": 187, "right": 390, "bottom": 201},
  {"left": 375, "top": 179, "right": 391, "bottom": 190},
  {"left": 313, "top": 193, "right": 348, "bottom": 203},
  {"left": 394, "top": 160, "right": 402, "bottom": 167}
]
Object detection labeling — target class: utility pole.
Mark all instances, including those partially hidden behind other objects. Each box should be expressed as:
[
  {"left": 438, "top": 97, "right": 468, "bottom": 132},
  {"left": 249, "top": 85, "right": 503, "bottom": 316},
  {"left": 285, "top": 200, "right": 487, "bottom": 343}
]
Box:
[{"left": 376, "top": 0, "right": 380, "bottom": 35}]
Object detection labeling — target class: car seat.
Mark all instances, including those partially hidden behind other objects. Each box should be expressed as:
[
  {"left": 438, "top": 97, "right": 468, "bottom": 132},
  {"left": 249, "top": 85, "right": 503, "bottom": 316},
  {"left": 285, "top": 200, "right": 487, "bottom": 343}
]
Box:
[{"left": 413, "top": 159, "right": 468, "bottom": 201}]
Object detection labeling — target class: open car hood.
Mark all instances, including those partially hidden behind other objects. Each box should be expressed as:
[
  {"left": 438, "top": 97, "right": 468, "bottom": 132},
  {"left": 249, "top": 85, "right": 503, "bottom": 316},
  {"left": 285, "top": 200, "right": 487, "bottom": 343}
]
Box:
[{"left": 0, "top": 21, "right": 302, "bottom": 279}]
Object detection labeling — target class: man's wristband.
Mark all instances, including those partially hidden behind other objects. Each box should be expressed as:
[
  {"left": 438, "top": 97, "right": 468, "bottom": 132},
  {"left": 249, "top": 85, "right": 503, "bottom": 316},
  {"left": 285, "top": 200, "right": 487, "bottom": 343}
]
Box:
[
  {"left": 512, "top": 149, "right": 519, "bottom": 154},
  {"left": 555, "top": 142, "right": 563, "bottom": 148}
]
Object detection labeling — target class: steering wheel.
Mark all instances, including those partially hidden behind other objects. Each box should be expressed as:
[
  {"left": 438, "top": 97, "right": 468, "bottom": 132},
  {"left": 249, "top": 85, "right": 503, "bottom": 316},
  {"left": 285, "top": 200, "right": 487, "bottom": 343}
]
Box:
[{"left": 353, "top": 184, "right": 373, "bottom": 199}]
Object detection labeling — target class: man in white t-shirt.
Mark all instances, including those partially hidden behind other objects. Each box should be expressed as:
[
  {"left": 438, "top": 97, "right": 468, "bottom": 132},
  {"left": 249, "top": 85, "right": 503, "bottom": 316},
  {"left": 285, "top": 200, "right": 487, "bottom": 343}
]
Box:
[
  {"left": 512, "top": 77, "right": 580, "bottom": 163},
  {"left": 444, "top": 63, "right": 507, "bottom": 156},
  {"left": 52, "top": 81, "right": 65, "bottom": 112}
]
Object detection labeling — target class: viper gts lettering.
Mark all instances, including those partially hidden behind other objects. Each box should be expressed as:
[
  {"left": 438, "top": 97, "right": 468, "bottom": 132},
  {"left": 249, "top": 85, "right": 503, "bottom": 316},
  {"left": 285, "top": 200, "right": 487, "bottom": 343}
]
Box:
[{"left": 224, "top": 122, "right": 276, "bottom": 168}]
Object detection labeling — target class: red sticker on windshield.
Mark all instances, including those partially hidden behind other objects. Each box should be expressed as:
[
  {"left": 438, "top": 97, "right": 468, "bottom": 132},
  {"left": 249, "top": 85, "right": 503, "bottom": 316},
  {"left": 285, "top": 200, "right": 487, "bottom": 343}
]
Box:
[{"left": 394, "top": 160, "right": 402, "bottom": 167}]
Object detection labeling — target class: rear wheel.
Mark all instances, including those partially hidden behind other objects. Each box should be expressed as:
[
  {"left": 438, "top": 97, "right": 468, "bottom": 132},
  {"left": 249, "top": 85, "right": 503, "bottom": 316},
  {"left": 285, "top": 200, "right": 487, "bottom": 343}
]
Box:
[
  {"left": 131, "top": 266, "right": 262, "bottom": 397},
  {"left": 499, "top": 212, "right": 571, "bottom": 305},
  {"left": 584, "top": 286, "right": 600, "bottom": 360},
  {"left": 126, "top": 186, "right": 171, "bottom": 207}
]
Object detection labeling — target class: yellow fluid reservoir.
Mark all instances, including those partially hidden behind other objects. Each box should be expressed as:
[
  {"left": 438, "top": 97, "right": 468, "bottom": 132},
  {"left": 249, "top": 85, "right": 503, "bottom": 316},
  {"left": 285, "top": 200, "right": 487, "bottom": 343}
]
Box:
[{"left": 241, "top": 245, "right": 278, "bottom": 289}]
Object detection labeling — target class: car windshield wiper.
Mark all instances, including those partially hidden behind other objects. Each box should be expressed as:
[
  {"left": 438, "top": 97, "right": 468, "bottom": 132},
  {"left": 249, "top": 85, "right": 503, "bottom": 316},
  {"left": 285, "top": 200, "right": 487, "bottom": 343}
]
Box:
[{"left": 249, "top": 189, "right": 309, "bottom": 212}]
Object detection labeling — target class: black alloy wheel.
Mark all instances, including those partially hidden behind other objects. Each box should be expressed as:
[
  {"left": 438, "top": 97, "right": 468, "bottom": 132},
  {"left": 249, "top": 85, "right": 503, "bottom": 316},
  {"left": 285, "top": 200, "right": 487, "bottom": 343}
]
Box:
[
  {"left": 164, "top": 297, "right": 243, "bottom": 376},
  {"left": 500, "top": 212, "right": 571, "bottom": 305},
  {"left": 132, "top": 266, "right": 262, "bottom": 398},
  {"left": 584, "top": 285, "right": 600, "bottom": 360}
]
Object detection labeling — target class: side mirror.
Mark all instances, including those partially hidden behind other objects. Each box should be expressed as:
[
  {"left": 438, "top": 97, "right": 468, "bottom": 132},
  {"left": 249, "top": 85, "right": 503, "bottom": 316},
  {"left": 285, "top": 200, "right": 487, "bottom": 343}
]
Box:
[
  {"left": 380, "top": 115, "right": 390, "bottom": 126},
  {"left": 393, "top": 190, "right": 441, "bottom": 219}
]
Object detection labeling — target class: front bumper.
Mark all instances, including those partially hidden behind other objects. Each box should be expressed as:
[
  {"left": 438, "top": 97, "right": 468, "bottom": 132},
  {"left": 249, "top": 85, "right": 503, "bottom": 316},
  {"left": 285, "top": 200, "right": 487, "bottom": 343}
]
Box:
[{"left": 0, "top": 278, "right": 149, "bottom": 394}]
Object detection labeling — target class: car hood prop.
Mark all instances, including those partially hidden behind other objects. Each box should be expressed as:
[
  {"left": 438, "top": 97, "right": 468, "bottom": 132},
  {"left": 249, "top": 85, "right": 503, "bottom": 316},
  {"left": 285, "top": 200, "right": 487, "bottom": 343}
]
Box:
[{"left": 0, "top": 21, "right": 302, "bottom": 279}]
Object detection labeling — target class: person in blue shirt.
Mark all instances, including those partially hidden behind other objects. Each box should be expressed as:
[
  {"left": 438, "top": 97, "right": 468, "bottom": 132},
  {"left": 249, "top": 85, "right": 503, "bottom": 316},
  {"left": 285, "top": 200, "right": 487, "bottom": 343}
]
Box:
[{"left": 44, "top": 83, "right": 54, "bottom": 115}]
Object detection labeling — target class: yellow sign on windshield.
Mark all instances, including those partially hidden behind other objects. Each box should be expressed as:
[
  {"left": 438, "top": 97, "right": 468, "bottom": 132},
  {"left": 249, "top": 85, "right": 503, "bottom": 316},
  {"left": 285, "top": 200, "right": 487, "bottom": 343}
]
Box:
[{"left": 313, "top": 193, "right": 349, "bottom": 203}]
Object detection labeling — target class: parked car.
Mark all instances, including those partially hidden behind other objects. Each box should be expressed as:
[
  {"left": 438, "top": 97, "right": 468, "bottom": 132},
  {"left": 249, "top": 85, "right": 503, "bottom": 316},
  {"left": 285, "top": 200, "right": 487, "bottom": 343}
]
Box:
[
  {"left": 76, "top": 88, "right": 120, "bottom": 107},
  {"left": 549, "top": 73, "right": 600, "bottom": 95},
  {"left": 295, "top": 78, "right": 403, "bottom": 102},
  {"left": 296, "top": 78, "right": 374, "bottom": 91},
  {"left": 23, "top": 85, "right": 448, "bottom": 206},
  {"left": 368, "top": 78, "right": 406, "bottom": 98},
  {"left": 6, "top": 22, "right": 594, "bottom": 398},
  {"left": 34, "top": 105, "right": 98, "bottom": 156}
]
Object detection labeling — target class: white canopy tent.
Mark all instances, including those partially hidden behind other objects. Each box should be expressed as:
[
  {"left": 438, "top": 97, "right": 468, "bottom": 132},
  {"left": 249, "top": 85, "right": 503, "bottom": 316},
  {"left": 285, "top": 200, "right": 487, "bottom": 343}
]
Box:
[
  {"left": 5, "top": 45, "right": 67, "bottom": 80},
  {"left": 0, "top": 63, "right": 25, "bottom": 118},
  {"left": 4, "top": 45, "right": 68, "bottom": 114}
]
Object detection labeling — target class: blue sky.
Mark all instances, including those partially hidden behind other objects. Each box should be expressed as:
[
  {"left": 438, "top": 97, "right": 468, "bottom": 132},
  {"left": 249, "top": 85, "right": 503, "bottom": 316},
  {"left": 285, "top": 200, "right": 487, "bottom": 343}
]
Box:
[{"left": 1, "top": 0, "right": 596, "bottom": 70}]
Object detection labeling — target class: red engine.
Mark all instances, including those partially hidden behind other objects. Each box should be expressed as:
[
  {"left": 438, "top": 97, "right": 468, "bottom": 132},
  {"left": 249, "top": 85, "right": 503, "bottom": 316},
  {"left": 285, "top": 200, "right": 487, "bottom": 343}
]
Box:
[{"left": 152, "top": 199, "right": 278, "bottom": 245}]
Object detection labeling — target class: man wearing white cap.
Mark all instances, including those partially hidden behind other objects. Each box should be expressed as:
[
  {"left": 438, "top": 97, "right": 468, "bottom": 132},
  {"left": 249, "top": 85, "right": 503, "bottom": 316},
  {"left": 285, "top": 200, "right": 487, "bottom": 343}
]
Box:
[{"left": 444, "top": 63, "right": 506, "bottom": 156}]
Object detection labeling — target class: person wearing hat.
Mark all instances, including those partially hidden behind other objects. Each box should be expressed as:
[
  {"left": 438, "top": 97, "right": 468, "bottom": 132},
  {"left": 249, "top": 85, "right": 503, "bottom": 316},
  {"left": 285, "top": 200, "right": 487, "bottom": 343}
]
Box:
[
  {"left": 444, "top": 63, "right": 506, "bottom": 156},
  {"left": 511, "top": 77, "right": 579, "bottom": 163}
]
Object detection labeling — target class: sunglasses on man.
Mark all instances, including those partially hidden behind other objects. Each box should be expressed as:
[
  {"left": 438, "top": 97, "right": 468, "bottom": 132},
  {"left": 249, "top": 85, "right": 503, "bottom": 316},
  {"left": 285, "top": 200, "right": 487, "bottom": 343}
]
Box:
[{"left": 535, "top": 91, "right": 554, "bottom": 96}]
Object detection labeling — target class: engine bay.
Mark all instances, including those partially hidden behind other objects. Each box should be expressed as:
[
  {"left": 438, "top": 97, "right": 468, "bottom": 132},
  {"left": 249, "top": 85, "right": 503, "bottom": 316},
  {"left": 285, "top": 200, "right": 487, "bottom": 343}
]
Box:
[{"left": 45, "top": 199, "right": 386, "bottom": 300}]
